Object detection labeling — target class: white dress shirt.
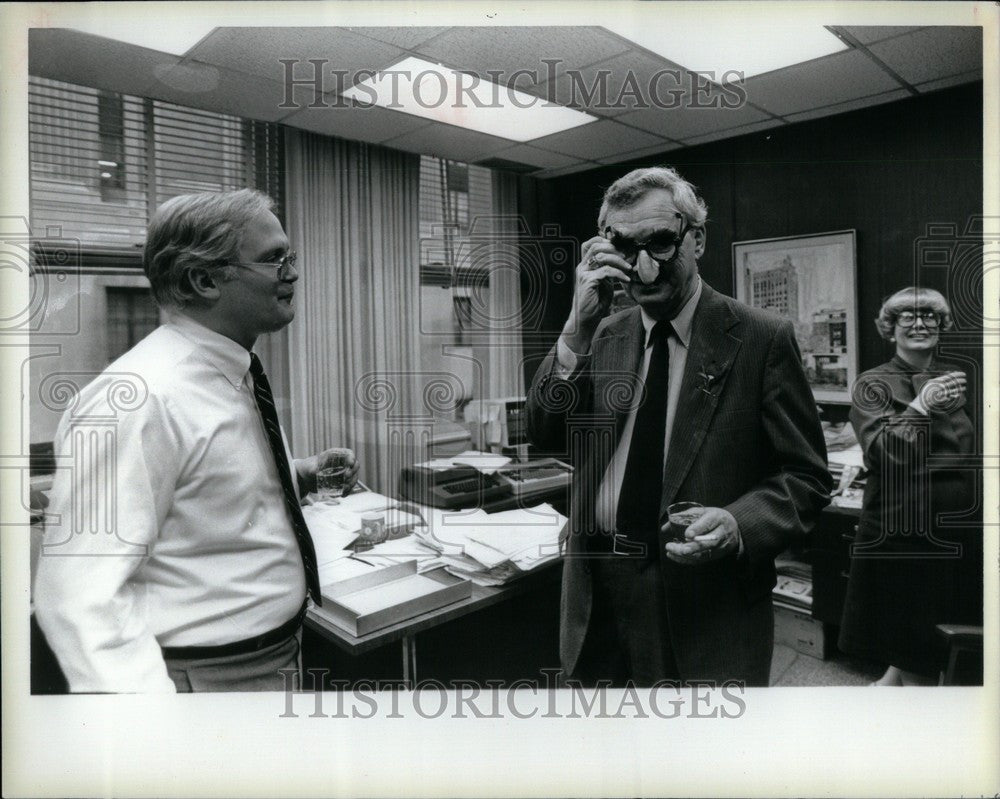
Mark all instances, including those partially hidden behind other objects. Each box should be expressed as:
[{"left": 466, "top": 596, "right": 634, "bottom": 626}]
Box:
[
  {"left": 556, "top": 278, "right": 703, "bottom": 532},
  {"left": 34, "top": 313, "right": 306, "bottom": 693}
]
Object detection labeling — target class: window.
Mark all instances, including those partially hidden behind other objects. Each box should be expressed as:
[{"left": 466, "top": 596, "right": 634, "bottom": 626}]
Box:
[
  {"left": 29, "top": 75, "right": 284, "bottom": 252},
  {"left": 105, "top": 287, "right": 160, "bottom": 362},
  {"left": 417, "top": 156, "right": 502, "bottom": 419}
]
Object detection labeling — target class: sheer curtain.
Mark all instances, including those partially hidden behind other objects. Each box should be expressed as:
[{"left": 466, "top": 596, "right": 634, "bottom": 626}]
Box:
[
  {"left": 279, "top": 129, "right": 422, "bottom": 495},
  {"left": 486, "top": 169, "right": 525, "bottom": 399}
]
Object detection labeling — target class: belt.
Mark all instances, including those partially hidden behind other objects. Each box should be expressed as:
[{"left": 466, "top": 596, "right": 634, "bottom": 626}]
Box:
[
  {"left": 612, "top": 534, "right": 652, "bottom": 557},
  {"left": 160, "top": 602, "right": 308, "bottom": 660},
  {"left": 585, "top": 529, "right": 655, "bottom": 558}
]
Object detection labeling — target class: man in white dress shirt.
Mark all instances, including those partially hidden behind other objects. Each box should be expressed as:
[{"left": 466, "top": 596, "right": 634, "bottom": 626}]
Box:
[{"left": 34, "top": 189, "right": 358, "bottom": 693}]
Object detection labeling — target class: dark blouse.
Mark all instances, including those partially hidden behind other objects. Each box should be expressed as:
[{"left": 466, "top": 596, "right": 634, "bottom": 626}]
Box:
[{"left": 839, "top": 356, "right": 981, "bottom": 674}]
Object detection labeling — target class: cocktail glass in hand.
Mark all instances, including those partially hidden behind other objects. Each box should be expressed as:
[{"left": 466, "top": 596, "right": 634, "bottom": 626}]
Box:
[
  {"left": 667, "top": 501, "right": 705, "bottom": 543},
  {"left": 317, "top": 452, "right": 349, "bottom": 504}
]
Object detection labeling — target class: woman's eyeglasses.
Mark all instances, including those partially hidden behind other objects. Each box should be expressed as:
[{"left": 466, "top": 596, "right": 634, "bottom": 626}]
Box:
[{"left": 896, "top": 310, "right": 940, "bottom": 328}]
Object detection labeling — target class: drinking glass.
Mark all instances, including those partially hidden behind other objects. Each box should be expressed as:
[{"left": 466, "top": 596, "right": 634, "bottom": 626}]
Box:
[
  {"left": 667, "top": 501, "right": 705, "bottom": 543},
  {"left": 316, "top": 452, "right": 349, "bottom": 504}
]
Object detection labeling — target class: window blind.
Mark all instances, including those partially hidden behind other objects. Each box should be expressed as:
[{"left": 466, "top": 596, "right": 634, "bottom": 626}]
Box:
[
  {"left": 28, "top": 75, "right": 284, "bottom": 265},
  {"left": 418, "top": 154, "right": 494, "bottom": 287}
]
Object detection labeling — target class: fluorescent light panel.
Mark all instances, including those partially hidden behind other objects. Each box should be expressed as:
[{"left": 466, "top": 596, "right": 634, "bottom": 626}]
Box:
[
  {"left": 606, "top": 20, "right": 848, "bottom": 81},
  {"left": 69, "top": 22, "right": 214, "bottom": 57},
  {"left": 342, "top": 56, "right": 597, "bottom": 143}
]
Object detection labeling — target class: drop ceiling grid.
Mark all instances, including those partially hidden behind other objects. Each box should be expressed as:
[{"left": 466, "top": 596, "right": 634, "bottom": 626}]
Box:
[
  {"left": 619, "top": 102, "right": 773, "bottom": 141},
  {"left": 484, "top": 143, "right": 586, "bottom": 169},
  {"left": 348, "top": 27, "right": 450, "bottom": 51},
  {"left": 867, "top": 26, "right": 983, "bottom": 86},
  {"left": 278, "top": 101, "right": 432, "bottom": 143},
  {"left": 525, "top": 49, "right": 698, "bottom": 119},
  {"left": 378, "top": 121, "right": 514, "bottom": 164},
  {"left": 528, "top": 117, "right": 671, "bottom": 160},
  {"left": 28, "top": 28, "right": 183, "bottom": 99},
  {"left": 412, "top": 26, "right": 633, "bottom": 88},
  {"left": 740, "top": 48, "right": 905, "bottom": 117},
  {"left": 838, "top": 26, "right": 927, "bottom": 45},
  {"left": 184, "top": 27, "right": 409, "bottom": 86}
]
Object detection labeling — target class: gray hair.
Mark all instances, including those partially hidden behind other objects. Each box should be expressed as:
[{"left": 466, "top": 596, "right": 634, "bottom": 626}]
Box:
[
  {"left": 143, "top": 189, "right": 276, "bottom": 308},
  {"left": 598, "top": 166, "right": 709, "bottom": 230},
  {"left": 875, "top": 286, "right": 953, "bottom": 340}
]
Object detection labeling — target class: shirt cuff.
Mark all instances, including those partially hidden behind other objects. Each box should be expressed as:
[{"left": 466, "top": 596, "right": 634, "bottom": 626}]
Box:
[
  {"left": 555, "top": 336, "right": 590, "bottom": 379},
  {"left": 908, "top": 397, "right": 929, "bottom": 416}
]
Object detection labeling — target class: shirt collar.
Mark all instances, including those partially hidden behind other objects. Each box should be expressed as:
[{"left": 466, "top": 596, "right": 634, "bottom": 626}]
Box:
[
  {"left": 165, "top": 311, "right": 253, "bottom": 389},
  {"left": 639, "top": 276, "right": 702, "bottom": 349}
]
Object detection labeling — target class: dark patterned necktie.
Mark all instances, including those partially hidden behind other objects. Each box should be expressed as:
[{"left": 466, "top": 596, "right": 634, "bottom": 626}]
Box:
[
  {"left": 249, "top": 353, "right": 322, "bottom": 606},
  {"left": 615, "top": 320, "right": 672, "bottom": 554}
]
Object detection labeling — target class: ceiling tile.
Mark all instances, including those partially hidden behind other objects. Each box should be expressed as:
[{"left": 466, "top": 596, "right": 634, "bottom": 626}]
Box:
[
  {"left": 524, "top": 49, "right": 690, "bottom": 118},
  {"left": 868, "top": 27, "right": 982, "bottom": 86},
  {"left": 533, "top": 162, "right": 601, "bottom": 180},
  {"left": 839, "top": 26, "right": 925, "bottom": 44},
  {"left": 595, "top": 141, "right": 684, "bottom": 165},
  {"left": 148, "top": 61, "right": 313, "bottom": 122},
  {"left": 619, "top": 101, "right": 771, "bottom": 140},
  {"left": 485, "top": 144, "right": 584, "bottom": 169},
  {"left": 679, "top": 117, "right": 787, "bottom": 147},
  {"left": 29, "top": 28, "right": 181, "bottom": 97},
  {"left": 915, "top": 70, "right": 982, "bottom": 94},
  {"left": 414, "top": 27, "right": 631, "bottom": 88},
  {"left": 741, "top": 49, "right": 902, "bottom": 116},
  {"left": 186, "top": 27, "right": 406, "bottom": 86},
  {"left": 529, "top": 118, "right": 668, "bottom": 160},
  {"left": 348, "top": 27, "right": 449, "bottom": 51},
  {"left": 783, "top": 88, "right": 911, "bottom": 124},
  {"left": 281, "top": 101, "right": 430, "bottom": 142},
  {"left": 380, "top": 123, "right": 513, "bottom": 164}
]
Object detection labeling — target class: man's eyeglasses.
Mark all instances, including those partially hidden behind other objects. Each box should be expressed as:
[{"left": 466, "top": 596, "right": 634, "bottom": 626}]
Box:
[
  {"left": 603, "top": 218, "right": 692, "bottom": 265},
  {"left": 896, "top": 310, "right": 941, "bottom": 328},
  {"left": 230, "top": 251, "right": 298, "bottom": 280}
]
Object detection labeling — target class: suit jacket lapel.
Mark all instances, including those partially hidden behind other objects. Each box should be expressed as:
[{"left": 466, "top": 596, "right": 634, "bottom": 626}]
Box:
[
  {"left": 591, "top": 308, "right": 644, "bottom": 465},
  {"left": 659, "top": 284, "right": 742, "bottom": 517}
]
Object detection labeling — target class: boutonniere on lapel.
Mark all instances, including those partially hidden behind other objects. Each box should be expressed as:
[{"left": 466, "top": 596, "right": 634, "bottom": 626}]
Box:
[{"left": 697, "top": 361, "right": 721, "bottom": 397}]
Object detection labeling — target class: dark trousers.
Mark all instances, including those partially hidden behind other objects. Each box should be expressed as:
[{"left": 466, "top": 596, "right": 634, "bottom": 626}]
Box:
[{"left": 571, "top": 556, "right": 680, "bottom": 687}]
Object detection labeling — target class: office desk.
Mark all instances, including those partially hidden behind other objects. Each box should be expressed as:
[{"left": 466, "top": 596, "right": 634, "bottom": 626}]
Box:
[
  {"left": 305, "top": 556, "right": 563, "bottom": 688},
  {"left": 303, "top": 483, "right": 568, "bottom": 687},
  {"left": 808, "top": 504, "right": 862, "bottom": 626}
]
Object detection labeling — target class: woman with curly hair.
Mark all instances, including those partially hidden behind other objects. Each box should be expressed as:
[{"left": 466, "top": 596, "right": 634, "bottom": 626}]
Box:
[{"left": 839, "top": 287, "right": 982, "bottom": 686}]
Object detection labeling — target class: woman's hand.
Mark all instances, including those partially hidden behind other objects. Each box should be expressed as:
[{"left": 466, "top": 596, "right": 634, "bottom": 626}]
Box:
[{"left": 917, "top": 370, "right": 966, "bottom": 413}]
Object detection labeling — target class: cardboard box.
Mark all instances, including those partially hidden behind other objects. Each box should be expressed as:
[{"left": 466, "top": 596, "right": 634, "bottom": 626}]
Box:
[
  {"left": 774, "top": 602, "right": 827, "bottom": 660},
  {"left": 321, "top": 561, "right": 471, "bottom": 637}
]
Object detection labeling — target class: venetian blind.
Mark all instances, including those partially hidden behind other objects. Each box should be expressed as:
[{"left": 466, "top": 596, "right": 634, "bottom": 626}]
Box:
[{"left": 28, "top": 75, "right": 284, "bottom": 257}]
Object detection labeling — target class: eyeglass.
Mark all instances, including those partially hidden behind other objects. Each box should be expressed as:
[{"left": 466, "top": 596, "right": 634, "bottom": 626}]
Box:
[
  {"left": 603, "top": 218, "right": 692, "bottom": 265},
  {"left": 230, "top": 251, "right": 298, "bottom": 280},
  {"left": 896, "top": 310, "right": 941, "bottom": 328}
]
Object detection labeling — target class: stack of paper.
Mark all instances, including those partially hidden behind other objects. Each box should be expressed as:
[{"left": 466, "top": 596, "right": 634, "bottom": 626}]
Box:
[
  {"left": 412, "top": 503, "right": 566, "bottom": 586},
  {"left": 352, "top": 536, "right": 444, "bottom": 572}
]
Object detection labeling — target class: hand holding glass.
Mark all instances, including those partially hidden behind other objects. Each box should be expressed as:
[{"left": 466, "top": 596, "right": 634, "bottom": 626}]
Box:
[
  {"left": 317, "top": 451, "right": 350, "bottom": 504},
  {"left": 667, "top": 501, "right": 706, "bottom": 543}
]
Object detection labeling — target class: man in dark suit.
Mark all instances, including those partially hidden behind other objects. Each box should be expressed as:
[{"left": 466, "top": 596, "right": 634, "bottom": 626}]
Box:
[{"left": 526, "top": 166, "right": 831, "bottom": 687}]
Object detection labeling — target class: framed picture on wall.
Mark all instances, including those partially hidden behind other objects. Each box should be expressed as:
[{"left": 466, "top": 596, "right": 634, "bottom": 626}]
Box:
[{"left": 733, "top": 230, "right": 858, "bottom": 404}]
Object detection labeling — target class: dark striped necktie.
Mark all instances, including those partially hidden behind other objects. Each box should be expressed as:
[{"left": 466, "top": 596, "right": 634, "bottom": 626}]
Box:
[{"left": 248, "top": 353, "right": 322, "bottom": 606}]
